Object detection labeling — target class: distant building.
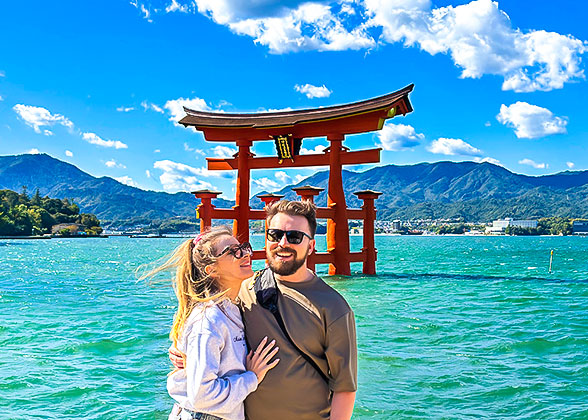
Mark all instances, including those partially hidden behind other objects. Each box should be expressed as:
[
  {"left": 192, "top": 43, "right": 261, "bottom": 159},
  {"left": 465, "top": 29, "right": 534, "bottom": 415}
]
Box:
[
  {"left": 573, "top": 221, "right": 588, "bottom": 235},
  {"left": 486, "top": 218, "right": 537, "bottom": 234},
  {"left": 392, "top": 220, "right": 401, "bottom": 231},
  {"left": 51, "top": 223, "right": 86, "bottom": 235}
]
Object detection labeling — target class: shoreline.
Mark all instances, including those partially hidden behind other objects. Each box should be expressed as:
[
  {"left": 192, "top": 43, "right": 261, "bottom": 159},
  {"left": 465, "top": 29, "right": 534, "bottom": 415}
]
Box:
[
  {"left": 0, "top": 235, "right": 109, "bottom": 240},
  {"left": 2, "top": 234, "right": 585, "bottom": 240}
]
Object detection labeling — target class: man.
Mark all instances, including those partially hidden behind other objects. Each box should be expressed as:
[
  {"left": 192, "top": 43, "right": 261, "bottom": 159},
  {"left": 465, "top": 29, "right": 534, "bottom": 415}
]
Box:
[{"left": 171, "top": 200, "right": 357, "bottom": 420}]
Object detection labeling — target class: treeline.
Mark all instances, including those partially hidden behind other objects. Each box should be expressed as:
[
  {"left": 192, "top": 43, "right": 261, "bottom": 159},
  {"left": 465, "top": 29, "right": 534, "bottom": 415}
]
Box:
[
  {"left": 430, "top": 223, "right": 486, "bottom": 235},
  {"left": 0, "top": 188, "right": 102, "bottom": 236},
  {"left": 504, "top": 217, "right": 578, "bottom": 236},
  {"left": 430, "top": 217, "right": 582, "bottom": 236}
]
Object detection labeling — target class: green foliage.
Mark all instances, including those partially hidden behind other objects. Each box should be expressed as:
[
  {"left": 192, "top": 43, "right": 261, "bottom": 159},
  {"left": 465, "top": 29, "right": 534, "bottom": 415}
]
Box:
[
  {"left": 502, "top": 217, "right": 573, "bottom": 236},
  {"left": 158, "top": 218, "right": 198, "bottom": 234},
  {"left": 537, "top": 217, "right": 573, "bottom": 236},
  {"left": 77, "top": 213, "right": 100, "bottom": 228},
  {"left": 433, "top": 223, "right": 467, "bottom": 234},
  {"left": 0, "top": 189, "right": 101, "bottom": 236},
  {"left": 504, "top": 226, "right": 539, "bottom": 236},
  {"left": 86, "top": 226, "right": 103, "bottom": 235}
]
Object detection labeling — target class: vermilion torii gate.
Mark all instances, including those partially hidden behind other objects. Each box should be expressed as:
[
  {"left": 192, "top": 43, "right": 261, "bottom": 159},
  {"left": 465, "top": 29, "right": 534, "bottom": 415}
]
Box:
[{"left": 180, "top": 84, "right": 414, "bottom": 275}]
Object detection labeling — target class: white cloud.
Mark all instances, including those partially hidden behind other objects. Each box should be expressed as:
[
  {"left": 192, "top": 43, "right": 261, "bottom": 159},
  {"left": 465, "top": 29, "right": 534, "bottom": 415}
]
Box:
[
  {"left": 0, "top": 95, "right": 4, "bottom": 102},
  {"left": 166, "top": 0, "right": 192, "bottom": 13},
  {"left": 190, "top": 0, "right": 309, "bottom": 24},
  {"left": 141, "top": 101, "right": 164, "bottom": 114},
  {"left": 365, "top": 0, "right": 587, "bottom": 92},
  {"left": 13, "top": 104, "right": 74, "bottom": 135},
  {"left": 184, "top": 142, "right": 206, "bottom": 155},
  {"left": 0, "top": 70, "right": 5, "bottom": 77},
  {"left": 376, "top": 123, "right": 424, "bottom": 151},
  {"left": 147, "top": 0, "right": 586, "bottom": 92},
  {"left": 130, "top": 0, "right": 153, "bottom": 22},
  {"left": 212, "top": 145, "right": 237, "bottom": 158},
  {"left": 28, "top": 148, "right": 41, "bottom": 154},
  {"left": 153, "top": 159, "right": 219, "bottom": 192},
  {"left": 65, "top": 150, "right": 73, "bottom": 157},
  {"left": 566, "top": 162, "right": 575, "bottom": 169},
  {"left": 496, "top": 102, "right": 567, "bottom": 139},
  {"left": 164, "top": 97, "right": 209, "bottom": 125},
  {"left": 105, "top": 159, "right": 126, "bottom": 169},
  {"left": 146, "top": 169, "right": 151, "bottom": 178},
  {"left": 294, "top": 83, "right": 332, "bottom": 98},
  {"left": 473, "top": 156, "right": 501, "bottom": 165},
  {"left": 519, "top": 158, "right": 547, "bottom": 169},
  {"left": 252, "top": 177, "right": 281, "bottom": 192},
  {"left": 294, "top": 174, "right": 306, "bottom": 184},
  {"left": 12, "top": 104, "right": 128, "bottom": 151},
  {"left": 264, "top": 107, "right": 294, "bottom": 113},
  {"left": 275, "top": 171, "right": 291, "bottom": 184},
  {"left": 229, "top": 2, "right": 375, "bottom": 54},
  {"left": 82, "top": 132, "right": 128, "bottom": 149},
  {"left": 117, "top": 106, "right": 135, "bottom": 112},
  {"left": 154, "top": 149, "right": 161, "bottom": 153},
  {"left": 300, "top": 144, "right": 327, "bottom": 154},
  {"left": 115, "top": 176, "right": 140, "bottom": 187},
  {"left": 427, "top": 138, "right": 482, "bottom": 156}
]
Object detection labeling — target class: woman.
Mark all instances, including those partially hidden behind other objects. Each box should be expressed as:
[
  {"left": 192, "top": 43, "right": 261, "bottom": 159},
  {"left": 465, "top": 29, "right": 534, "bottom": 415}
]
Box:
[{"left": 144, "top": 226, "right": 279, "bottom": 420}]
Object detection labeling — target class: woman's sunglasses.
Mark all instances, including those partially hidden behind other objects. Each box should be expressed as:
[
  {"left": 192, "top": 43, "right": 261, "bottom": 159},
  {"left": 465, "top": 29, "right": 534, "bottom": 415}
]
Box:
[
  {"left": 266, "top": 229, "right": 313, "bottom": 245},
  {"left": 217, "top": 242, "right": 253, "bottom": 259}
]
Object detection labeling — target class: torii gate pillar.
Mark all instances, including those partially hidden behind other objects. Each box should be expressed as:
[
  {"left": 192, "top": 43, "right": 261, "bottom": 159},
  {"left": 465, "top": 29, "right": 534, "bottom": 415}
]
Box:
[
  {"left": 327, "top": 134, "right": 351, "bottom": 276},
  {"left": 234, "top": 139, "right": 252, "bottom": 243}
]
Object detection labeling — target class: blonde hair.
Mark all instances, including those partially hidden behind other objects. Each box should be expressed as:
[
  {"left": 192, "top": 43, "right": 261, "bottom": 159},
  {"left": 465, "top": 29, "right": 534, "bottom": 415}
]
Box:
[{"left": 140, "top": 226, "right": 234, "bottom": 347}]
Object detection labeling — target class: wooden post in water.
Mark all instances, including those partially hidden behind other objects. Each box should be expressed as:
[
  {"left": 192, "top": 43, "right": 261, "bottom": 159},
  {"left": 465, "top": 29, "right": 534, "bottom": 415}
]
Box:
[
  {"left": 549, "top": 249, "right": 554, "bottom": 273},
  {"left": 327, "top": 135, "right": 351, "bottom": 276},
  {"left": 258, "top": 193, "right": 284, "bottom": 257},
  {"left": 355, "top": 190, "right": 382, "bottom": 275},
  {"left": 192, "top": 190, "right": 222, "bottom": 232},
  {"left": 234, "top": 140, "right": 253, "bottom": 243},
  {"left": 292, "top": 185, "right": 325, "bottom": 272}
]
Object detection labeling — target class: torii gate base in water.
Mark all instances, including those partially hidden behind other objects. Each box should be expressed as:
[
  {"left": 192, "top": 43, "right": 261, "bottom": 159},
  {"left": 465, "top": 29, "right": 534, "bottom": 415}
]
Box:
[{"left": 181, "top": 85, "right": 414, "bottom": 275}]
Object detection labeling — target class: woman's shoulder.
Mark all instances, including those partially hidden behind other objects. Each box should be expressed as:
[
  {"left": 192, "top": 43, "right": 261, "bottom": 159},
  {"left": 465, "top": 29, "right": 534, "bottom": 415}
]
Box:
[{"left": 184, "top": 300, "right": 236, "bottom": 332}]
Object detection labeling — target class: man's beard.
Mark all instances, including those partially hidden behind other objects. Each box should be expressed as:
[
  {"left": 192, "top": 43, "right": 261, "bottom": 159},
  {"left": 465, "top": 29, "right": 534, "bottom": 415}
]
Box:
[{"left": 268, "top": 246, "right": 309, "bottom": 276}]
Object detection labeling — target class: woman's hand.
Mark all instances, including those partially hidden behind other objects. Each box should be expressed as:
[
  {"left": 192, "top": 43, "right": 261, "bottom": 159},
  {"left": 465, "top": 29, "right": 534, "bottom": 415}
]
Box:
[
  {"left": 246, "top": 336, "right": 280, "bottom": 384},
  {"left": 169, "top": 345, "right": 185, "bottom": 369}
]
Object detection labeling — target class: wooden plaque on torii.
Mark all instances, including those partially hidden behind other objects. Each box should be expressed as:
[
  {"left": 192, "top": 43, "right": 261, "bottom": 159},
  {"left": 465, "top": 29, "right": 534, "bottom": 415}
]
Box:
[{"left": 181, "top": 84, "right": 414, "bottom": 275}]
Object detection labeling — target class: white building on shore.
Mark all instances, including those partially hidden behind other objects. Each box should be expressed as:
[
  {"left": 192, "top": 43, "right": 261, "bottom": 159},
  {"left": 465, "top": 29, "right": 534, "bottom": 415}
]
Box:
[{"left": 486, "top": 218, "right": 537, "bottom": 234}]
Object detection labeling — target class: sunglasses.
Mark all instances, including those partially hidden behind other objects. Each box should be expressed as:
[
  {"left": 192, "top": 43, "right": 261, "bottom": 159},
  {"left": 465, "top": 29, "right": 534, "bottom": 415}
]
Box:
[
  {"left": 266, "top": 229, "right": 313, "bottom": 245},
  {"left": 217, "top": 242, "right": 253, "bottom": 259}
]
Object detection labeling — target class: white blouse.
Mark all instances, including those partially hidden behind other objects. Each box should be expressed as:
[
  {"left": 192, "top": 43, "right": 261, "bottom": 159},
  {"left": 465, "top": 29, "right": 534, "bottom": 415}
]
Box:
[{"left": 167, "top": 300, "right": 258, "bottom": 420}]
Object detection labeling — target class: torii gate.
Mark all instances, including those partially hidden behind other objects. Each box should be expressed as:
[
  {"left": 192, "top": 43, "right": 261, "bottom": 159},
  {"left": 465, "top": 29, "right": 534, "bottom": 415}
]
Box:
[{"left": 180, "top": 84, "right": 414, "bottom": 275}]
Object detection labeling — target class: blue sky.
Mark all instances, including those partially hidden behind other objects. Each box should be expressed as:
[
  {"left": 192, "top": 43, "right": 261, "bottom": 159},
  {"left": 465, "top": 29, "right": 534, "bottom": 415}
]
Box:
[{"left": 1, "top": 0, "right": 587, "bottom": 198}]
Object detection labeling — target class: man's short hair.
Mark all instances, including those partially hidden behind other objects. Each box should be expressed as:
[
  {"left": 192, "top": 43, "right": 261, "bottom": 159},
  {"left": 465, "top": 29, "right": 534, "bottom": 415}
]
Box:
[{"left": 265, "top": 200, "right": 317, "bottom": 238}]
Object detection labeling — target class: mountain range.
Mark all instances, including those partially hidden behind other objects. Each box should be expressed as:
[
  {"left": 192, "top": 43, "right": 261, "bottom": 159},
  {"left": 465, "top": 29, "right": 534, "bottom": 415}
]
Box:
[
  {"left": 0, "top": 154, "right": 231, "bottom": 228},
  {"left": 1, "top": 153, "right": 587, "bottom": 227}
]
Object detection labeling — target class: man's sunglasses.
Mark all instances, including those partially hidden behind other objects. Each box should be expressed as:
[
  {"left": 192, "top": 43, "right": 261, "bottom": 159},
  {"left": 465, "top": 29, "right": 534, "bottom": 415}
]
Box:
[
  {"left": 266, "top": 229, "right": 313, "bottom": 245},
  {"left": 216, "top": 242, "right": 253, "bottom": 259}
]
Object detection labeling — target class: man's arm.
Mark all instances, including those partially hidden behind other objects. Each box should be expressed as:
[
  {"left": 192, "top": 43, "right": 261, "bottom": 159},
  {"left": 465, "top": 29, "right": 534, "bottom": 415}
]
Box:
[
  {"left": 325, "top": 310, "right": 358, "bottom": 420},
  {"left": 330, "top": 391, "right": 356, "bottom": 420}
]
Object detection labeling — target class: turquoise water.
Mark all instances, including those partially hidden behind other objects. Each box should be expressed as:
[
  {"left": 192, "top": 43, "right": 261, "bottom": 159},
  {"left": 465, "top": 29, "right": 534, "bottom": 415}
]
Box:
[{"left": 1, "top": 236, "right": 587, "bottom": 419}]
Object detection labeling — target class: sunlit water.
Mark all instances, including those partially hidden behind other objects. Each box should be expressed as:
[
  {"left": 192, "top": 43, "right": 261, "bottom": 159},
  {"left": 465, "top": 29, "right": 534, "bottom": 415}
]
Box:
[{"left": 1, "top": 236, "right": 587, "bottom": 419}]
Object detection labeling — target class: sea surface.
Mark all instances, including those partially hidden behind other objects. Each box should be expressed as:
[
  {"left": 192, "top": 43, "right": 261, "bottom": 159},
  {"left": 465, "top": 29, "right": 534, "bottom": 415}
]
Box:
[{"left": 1, "top": 235, "right": 587, "bottom": 419}]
